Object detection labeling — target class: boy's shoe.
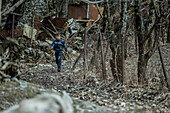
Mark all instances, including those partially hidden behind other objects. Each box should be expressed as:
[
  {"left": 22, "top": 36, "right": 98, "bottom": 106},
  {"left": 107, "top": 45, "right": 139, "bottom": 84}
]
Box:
[{"left": 58, "top": 69, "right": 61, "bottom": 72}]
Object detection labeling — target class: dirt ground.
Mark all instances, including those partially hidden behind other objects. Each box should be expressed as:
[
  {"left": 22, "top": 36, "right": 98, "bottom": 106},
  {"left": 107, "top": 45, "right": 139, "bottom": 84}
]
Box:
[
  {"left": 19, "top": 44, "right": 170, "bottom": 113},
  {"left": 2, "top": 36, "right": 169, "bottom": 112}
]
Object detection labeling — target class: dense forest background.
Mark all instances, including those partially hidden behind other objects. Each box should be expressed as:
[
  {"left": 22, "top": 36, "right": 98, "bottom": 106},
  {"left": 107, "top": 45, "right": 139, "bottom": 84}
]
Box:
[{"left": 0, "top": 0, "right": 170, "bottom": 113}]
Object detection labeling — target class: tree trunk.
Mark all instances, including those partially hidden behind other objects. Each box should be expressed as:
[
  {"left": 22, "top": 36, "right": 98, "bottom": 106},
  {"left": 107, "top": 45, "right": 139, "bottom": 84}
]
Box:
[
  {"left": 110, "top": 59, "right": 118, "bottom": 82},
  {"left": 110, "top": 34, "right": 121, "bottom": 82},
  {"left": 167, "top": 19, "right": 170, "bottom": 43},
  {"left": 60, "top": 0, "right": 69, "bottom": 17},
  {"left": 99, "top": 32, "right": 106, "bottom": 80},
  {"left": 0, "top": 0, "right": 1, "bottom": 25},
  {"left": 110, "top": 0, "right": 126, "bottom": 83},
  {"left": 83, "top": 27, "right": 87, "bottom": 79},
  {"left": 166, "top": 0, "right": 170, "bottom": 43},
  {"left": 110, "top": 35, "right": 118, "bottom": 81},
  {"left": 137, "top": 44, "right": 148, "bottom": 84},
  {"left": 134, "top": 0, "right": 148, "bottom": 84},
  {"left": 102, "top": 0, "right": 111, "bottom": 32},
  {"left": 56, "top": 0, "right": 69, "bottom": 18},
  {"left": 116, "top": 46, "right": 122, "bottom": 82},
  {"left": 158, "top": 46, "right": 170, "bottom": 90},
  {"left": 138, "top": 56, "right": 148, "bottom": 84}
]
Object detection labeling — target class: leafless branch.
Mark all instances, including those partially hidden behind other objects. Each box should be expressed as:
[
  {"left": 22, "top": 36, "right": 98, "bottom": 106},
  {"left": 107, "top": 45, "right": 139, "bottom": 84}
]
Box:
[
  {"left": 0, "top": 0, "right": 1, "bottom": 24},
  {"left": 2, "top": 0, "right": 26, "bottom": 16},
  {"left": 144, "top": 16, "right": 161, "bottom": 43}
]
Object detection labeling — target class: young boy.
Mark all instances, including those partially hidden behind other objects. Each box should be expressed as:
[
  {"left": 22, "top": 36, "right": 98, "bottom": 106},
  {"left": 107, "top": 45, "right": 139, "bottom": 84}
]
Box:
[{"left": 50, "top": 33, "right": 68, "bottom": 72}]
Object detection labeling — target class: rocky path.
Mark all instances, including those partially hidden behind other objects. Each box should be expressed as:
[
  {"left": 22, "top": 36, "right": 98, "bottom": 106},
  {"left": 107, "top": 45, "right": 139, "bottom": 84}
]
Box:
[
  {"left": 1, "top": 42, "right": 169, "bottom": 113},
  {"left": 20, "top": 57, "right": 170, "bottom": 113}
]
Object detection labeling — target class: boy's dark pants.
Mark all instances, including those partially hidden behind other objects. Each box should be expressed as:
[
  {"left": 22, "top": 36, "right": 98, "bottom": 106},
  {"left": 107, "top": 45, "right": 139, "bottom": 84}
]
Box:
[{"left": 55, "top": 52, "right": 63, "bottom": 70}]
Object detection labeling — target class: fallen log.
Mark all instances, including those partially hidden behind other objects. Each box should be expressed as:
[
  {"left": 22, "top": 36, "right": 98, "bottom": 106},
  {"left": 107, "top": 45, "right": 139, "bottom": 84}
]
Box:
[{"left": 2, "top": 0, "right": 26, "bottom": 16}]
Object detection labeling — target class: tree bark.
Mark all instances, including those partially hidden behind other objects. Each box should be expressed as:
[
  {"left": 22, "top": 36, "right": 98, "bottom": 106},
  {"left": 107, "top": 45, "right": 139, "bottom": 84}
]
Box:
[
  {"left": 121, "top": 34, "right": 124, "bottom": 85},
  {"left": 158, "top": 46, "right": 170, "bottom": 90},
  {"left": 0, "top": 0, "right": 1, "bottom": 25},
  {"left": 133, "top": 0, "right": 159, "bottom": 84},
  {"left": 102, "top": 0, "right": 111, "bottom": 32},
  {"left": 134, "top": 0, "right": 146, "bottom": 84},
  {"left": 12, "top": 14, "right": 15, "bottom": 38},
  {"left": 56, "top": 0, "right": 69, "bottom": 18},
  {"left": 138, "top": 57, "right": 148, "bottom": 84},
  {"left": 137, "top": 44, "right": 149, "bottom": 84},
  {"left": 110, "top": 34, "right": 120, "bottom": 82},
  {"left": 83, "top": 28, "right": 87, "bottom": 79},
  {"left": 110, "top": 0, "right": 125, "bottom": 83},
  {"left": 167, "top": 18, "right": 170, "bottom": 43},
  {"left": 99, "top": 32, "right": 106, "bottom": 80}
]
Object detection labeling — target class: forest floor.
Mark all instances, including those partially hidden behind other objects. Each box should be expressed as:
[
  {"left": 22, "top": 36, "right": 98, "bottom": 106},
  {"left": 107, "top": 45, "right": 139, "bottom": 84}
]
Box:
[
  {"left": 0, "top": 42, "right": 169, "bottom": 113},
  {"left": 19, "top": 44, "right": 170, "bottom": 113}
]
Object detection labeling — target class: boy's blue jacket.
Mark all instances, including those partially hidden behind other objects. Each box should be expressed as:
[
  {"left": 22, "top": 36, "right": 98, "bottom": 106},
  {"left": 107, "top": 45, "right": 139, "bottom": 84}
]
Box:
[{"left": 51, "top": 39, "right": 67, "bottom": 52}]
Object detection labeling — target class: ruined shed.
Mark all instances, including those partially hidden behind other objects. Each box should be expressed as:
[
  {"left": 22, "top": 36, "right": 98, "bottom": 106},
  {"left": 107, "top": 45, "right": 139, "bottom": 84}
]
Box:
[{"left": 68, "top": 3, "right": 103, "bottom": 21}]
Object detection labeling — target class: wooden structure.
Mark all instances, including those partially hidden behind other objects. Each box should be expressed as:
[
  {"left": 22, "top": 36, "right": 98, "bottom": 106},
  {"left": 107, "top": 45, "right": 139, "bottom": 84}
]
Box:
[{"left": 68, "top": 3, "right": 103, "bottom": 25}]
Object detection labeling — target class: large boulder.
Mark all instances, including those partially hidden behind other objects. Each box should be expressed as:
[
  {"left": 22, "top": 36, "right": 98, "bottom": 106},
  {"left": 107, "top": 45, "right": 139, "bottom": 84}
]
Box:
[{"left": 1, "top": 93, "right": 73, "bottom": 113}]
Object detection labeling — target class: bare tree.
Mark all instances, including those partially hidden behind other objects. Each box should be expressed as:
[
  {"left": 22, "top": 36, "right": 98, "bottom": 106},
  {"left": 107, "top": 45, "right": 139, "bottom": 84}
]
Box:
[
  {"left": 168, "top": 20, "right": 170, "bottom": 43},
  {"left": 109, "top": 0, "right": 169, "bottom": 85},
  {"left": 0, "top": 0, "right": 1, "bottom": 25},
  {"left": 48, "top": 0, "right": 69, "bottom": 18},
  {"left": 133, "top": 0, "right": 162, "bottom": 84},
  {"left": 166, "top": 0, "right": 170, "bottom": 43},
  {"left": 109, "top": 0, "right": 128, "bottom": 83}
]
